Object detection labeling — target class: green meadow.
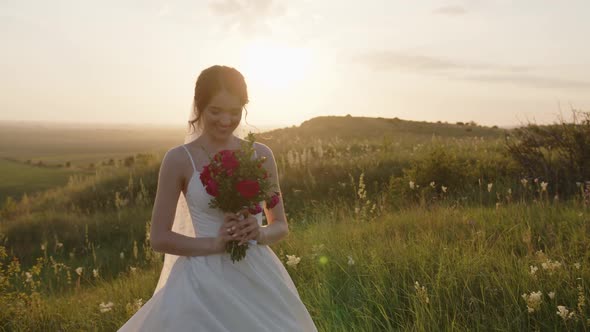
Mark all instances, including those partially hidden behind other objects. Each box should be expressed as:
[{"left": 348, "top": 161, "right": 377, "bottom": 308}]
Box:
[{"left": 0, "top": 115, "right": 588, "bottom": 331}]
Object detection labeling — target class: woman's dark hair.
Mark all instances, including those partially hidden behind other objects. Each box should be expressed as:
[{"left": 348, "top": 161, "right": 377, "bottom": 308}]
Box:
[{"left": 189, "top": 65, "right": 249, "bottom": 133}]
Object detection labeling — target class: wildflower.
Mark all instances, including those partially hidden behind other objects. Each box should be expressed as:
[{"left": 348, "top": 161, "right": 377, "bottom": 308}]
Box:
[
  {"left": 409, "top": 181, "right": 415, "bottom": 190},
  {"left": 521, "top": 178, "right": 528, "bottom": 187},
  {"left": 487, "top": 183, "right": 493, "bottom": 192},
  {"left": 529, "top": 265, "right": 538, "bottom": 276},
  {"left": 534, "top": 178, "right": 539, "bottom": 183},
  {"left": 56, "top": 242, "right": 63, "bottom": 249},
  {"left": 507, "top": 188, "right": 512, "bottom": 195},
  {"left": 522, "top": 291, "right": 543, "bottom": 313},
  {"left": 574, "top": 263, "right": 581, "bottom": 269},
  {"left": 347, "top": 255, "right": 355, "bottom": 266},
  {"left": 41, "top": 243, "right": 46, "bottom": 251},
  {"left": 429, "top": 181, "right": 435, "bottom": 188},
  {"left": 93, "top": 269, "right": 99, "bottom": 278},
  {"left": 441, "top": 186, "right": 448, "bottom": 193},
  {"left": 414, "top": 281, "right": 430, "bottom": 304},
  {"left": 99, "top": 301, "right": 114, "bottom": 313},
  {"left": 25, "top": 272, "right": 33, "bottom": 283},
  {"left": 286, "top": 255, "right": 301, "bottom": 268},
  {"left": 120, "top": 252, "right": 125, "bottom": 259},
  {"left": 541, "top": 259, "right": 562, "bottom": 274},
  {"left": 126, "top": 298, "right": 144, "bottom": 314},
  {"left": 130, "top": 266, "right": 137, "bottom": 273},
  {"left": 557, "top": 305, "right": 575, "bottom": 320},
  {"left": 548, "top": 291, "right": 555, "bottom": 299},
  {"left": 540, "top": 181, "right": 548, "bottom": 192},
  {"left": 75, "top": 267, "right": 83, "bottom": 276}
]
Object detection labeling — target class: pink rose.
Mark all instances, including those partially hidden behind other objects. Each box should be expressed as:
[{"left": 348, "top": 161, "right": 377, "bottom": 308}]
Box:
[
  {"left": 236, "top": 180, "right": 260, "bottom": 199},
  {"left": 248, "top": 203, "right": 262, "bottom": 215},
  {"left": 266, "top": 193, "right": 280, "bottom": 209}
]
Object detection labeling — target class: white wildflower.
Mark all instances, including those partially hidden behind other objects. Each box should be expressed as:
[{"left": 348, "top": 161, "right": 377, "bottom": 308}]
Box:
[
  {"left": 409, "top": 181, "right": 415, "bottom": 190},
  {"left": 521, "top": 178, "right": 528, "bottom": 187},
  {"left": 487, "top": 183, "right": 493, "bottom": 192},
  {"left": 529, "top": 265, "right": 538, "bottom": 276},
  {"left": 557, "top": 305, "right": 575, "bottom": 320},
  {"left": 25, "top": 272, "right": 33, "bottom": 283},
  {"left": 286, "top": 255, "right": 301, "bottom": 268},
  {"left": 99, "top": 301, "right": 114, "bottom": 313},
  {"left": 347, "top": 255, "right": 355, "bottom": 266},
  {"left": 93, "top": 268, "right": 99, "bottom": 278},
  {"left": 441, "top": 186, "right": 448, "bottom": 193},
  {"left": 548, "top": 291, "right": 555, "bottom": 299},
  {"left": 56, "top": 242, "right": 63, "bottom": 249},
  {"left": 75, "top": 267, "right": 83, "bottom": 276},
  {"left": 541, "top": 259, "right": 562, "bottom": 274},
  {"left": 522, "top": 291, "right": 543, "bottom": 313},
  {"left": 429, "top": 181, "right": 435, "bottom": 188},
  {"left": 414, "top": 281, "right": 430, "bottom": 304},
  {"left": 130, "top": 266, "right": 137, "bottom": 273},
  {"left": 574, "top": 263, "right": 581, "bottom": 270},
  {"left": 120, "top": 252, "right": 125, "bottom": 259},
  {"left": 540, "top": 181, "right": 548, "bottom": 192}
]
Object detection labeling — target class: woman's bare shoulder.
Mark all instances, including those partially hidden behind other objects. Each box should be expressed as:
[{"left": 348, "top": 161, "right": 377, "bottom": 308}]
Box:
[
  {"left": 253, "top": 141, "right": 273, "bottom": 158},
  {"left": 161, "top": 145, "right": 191, "bottom": 170}
]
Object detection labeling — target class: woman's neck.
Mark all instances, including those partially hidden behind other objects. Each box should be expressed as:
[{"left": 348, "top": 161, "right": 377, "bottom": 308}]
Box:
[{"left": 199, "top": 133, "right": 238, "bottom": 151}]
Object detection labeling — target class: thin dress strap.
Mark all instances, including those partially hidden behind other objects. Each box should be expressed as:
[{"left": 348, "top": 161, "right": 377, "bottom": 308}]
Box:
[{"left": 181, "top": 145, "right": 197, "bottom": 172}]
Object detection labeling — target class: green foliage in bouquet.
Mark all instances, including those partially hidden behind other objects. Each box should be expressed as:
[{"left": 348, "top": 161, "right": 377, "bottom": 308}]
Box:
[{"left": 199, "top": 133, "right": 280, "bottom": 262}]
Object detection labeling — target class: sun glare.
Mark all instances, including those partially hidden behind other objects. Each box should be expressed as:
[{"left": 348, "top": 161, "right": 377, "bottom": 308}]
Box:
[{"left": 239, "top": 40, "right": 312, "bottom": 90}]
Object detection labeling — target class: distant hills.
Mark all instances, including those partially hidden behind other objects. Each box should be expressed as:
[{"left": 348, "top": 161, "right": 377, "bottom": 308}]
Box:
[{"left": 259, "top": 115, "right": 506, "bottom": 142}]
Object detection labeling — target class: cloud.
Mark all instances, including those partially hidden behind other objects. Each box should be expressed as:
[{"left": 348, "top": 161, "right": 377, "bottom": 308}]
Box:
[
  {"left": 353, "top": 50, "right": 590, "bottom": 90},
  {"left": 433, "top": 5, "right": 467, "bottom": 16},
  {"left": 354, "top": 51, "right": 530, "bottom": 73},
  {"left": 208, "top": 0, "right": 286, "bottom": 36}
]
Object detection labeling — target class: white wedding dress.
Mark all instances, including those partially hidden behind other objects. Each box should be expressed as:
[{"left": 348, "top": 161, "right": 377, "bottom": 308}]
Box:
[{"left": 118, "top": 146, "right": 318, "bottom": 331}]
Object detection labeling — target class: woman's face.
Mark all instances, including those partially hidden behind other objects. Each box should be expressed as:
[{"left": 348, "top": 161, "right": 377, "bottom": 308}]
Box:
[{"left": 201, "top": 90, "right": 243, "bottom": 141}]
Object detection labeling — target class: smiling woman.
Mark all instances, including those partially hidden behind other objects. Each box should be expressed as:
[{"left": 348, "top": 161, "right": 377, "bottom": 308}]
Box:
[{"left": 239, "top": 40, "right": 313, "bottom": 90}]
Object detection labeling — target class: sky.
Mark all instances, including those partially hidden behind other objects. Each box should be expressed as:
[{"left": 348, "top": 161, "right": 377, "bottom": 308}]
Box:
[{"left": 1, "top": 0, "right": 590, "bottom": 129}]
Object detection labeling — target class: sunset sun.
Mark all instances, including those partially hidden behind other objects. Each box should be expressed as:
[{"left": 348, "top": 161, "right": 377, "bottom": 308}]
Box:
[{"left": 239, "top": 40, "right": 313, "bottom": 90}]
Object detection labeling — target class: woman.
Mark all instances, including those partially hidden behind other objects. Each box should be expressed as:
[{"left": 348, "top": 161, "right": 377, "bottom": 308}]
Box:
[{"left": 118, "top": 65, "right": 318, "bottom": 331}]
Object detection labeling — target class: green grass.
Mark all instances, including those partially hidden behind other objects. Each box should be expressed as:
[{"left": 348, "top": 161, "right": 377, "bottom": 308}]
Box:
[
  {"left": 1, "top": 116, "right": 588, "bottom": 331},
  {"left": 0, "top": 159, "right": 84, "bottom": 201},
  {"left": 2, "top": 203, "right": 588, "bottom": 331}
]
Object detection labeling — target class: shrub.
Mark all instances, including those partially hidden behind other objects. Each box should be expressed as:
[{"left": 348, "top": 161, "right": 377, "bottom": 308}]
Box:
[{"left": 505, "top": 110, "right": 590, "bottom": 197}]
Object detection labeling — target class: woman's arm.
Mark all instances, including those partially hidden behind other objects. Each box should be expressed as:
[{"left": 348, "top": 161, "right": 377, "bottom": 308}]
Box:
[
  {"left": 254, "top": 143, "right": 290, "bottom": 245},
  {"left": 150, "top": 147, "right": 223, "bottom": 256}
]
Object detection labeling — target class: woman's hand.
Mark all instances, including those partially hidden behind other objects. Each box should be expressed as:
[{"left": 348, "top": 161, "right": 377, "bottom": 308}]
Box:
[
  {"left": 213, "top": 212, "right": 241, "bottom": 253},
  {"left": 233, "top": 209, "right": 260, "bottom": 246}
]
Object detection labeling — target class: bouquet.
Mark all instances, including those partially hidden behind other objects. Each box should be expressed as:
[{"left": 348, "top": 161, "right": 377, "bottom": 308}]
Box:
[{"left": 200, "top": 133, "right": 280, "bottom": 262}]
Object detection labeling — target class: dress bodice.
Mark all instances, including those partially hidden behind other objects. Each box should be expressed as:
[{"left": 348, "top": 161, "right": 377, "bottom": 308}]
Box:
[{"left": 182, "top": 146, "right": 263, "bottom": 238}]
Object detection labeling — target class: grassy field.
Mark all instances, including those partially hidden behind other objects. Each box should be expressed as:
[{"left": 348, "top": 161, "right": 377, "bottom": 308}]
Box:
[{"left": 1, "top": 116, "right": 588, "bottom": 331}]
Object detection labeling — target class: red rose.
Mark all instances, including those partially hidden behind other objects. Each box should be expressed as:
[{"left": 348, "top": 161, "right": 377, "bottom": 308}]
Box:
[
  {"left": 248, "top": 203, "right": 262, "bottom": 215},
  {"left": 216, "top": 150, "right": 239, "bottom": 176},
  {"left": 236, "top": 180, "right": 260, "bottom": 199},
  {"left": 266, "top": 193, "right": 280, "bottom": 209},
  {"left": 205, "top": 179, "right": 219, "bottom": 197},
  {"left": 199, "top": 165, "right": 211, "bottom": 186}
]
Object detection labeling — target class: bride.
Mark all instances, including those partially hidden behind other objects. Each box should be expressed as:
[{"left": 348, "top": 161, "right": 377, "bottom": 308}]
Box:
[{"left": 118, "top": 65, "right": 318, "bottom": 331}]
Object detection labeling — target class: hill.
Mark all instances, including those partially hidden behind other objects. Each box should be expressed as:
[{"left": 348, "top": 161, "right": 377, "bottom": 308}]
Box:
[{"left": 261, "top": 115, "right": 504, "bottom": 142}]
